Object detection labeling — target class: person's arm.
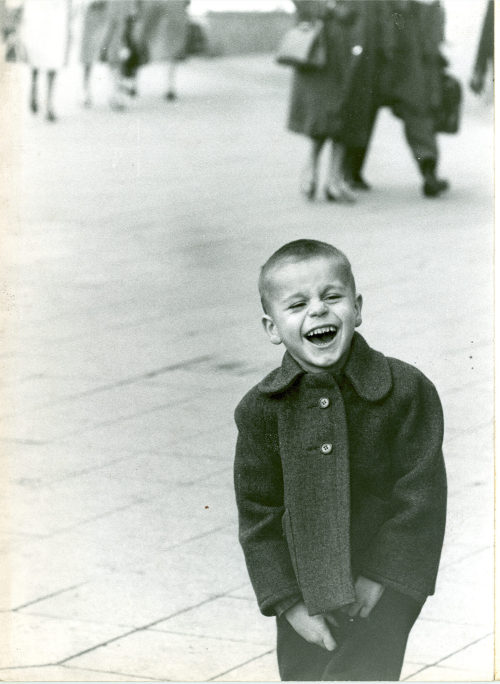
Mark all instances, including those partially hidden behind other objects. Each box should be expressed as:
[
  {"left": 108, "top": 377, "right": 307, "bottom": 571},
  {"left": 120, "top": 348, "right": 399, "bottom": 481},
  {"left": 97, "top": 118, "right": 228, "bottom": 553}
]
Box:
[
  {"left": 234, "top": 395, "right": 302, "bottom": 617},
  {"left": 360, "top": 369, "right": 447, "bottom": 603}
]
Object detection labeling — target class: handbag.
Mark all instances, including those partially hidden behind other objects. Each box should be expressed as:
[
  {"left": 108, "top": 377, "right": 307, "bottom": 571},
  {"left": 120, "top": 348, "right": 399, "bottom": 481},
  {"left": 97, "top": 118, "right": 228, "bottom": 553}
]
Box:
[
  {"left": 435, "top": 73, "right": 462, "bottom": 134},
  {"left": 276, "top": 20, "right": 327, "bottom": 71}
]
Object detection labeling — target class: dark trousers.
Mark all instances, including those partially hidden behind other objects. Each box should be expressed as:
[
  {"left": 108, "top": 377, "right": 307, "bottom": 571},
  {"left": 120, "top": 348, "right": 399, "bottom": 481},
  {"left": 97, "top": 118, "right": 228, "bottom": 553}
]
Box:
[
  {"left": 276, "top": 588, "right": 422, "bottom": 681},
  {"left": 346, "top": 104, "right": 438, "bottom": 181}
]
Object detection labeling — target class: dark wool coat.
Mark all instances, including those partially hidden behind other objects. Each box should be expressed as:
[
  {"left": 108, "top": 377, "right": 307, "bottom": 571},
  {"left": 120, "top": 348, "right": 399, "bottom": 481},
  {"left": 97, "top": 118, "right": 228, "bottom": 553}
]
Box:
[
  {"left": 382, "top": 0, "right": 446, "bottom": 118},
  {"left": 234, "top": 333, "right": 447, "bottom": 618},
  {"left": 287, "top": 1, "right": 382, "bottom": 145}
]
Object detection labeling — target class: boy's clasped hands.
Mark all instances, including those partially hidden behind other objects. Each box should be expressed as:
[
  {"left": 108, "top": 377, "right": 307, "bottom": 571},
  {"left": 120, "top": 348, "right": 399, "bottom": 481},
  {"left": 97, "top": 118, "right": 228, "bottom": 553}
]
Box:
[{"left": 285, "top": 576, "right": 385, "bottom": 651}]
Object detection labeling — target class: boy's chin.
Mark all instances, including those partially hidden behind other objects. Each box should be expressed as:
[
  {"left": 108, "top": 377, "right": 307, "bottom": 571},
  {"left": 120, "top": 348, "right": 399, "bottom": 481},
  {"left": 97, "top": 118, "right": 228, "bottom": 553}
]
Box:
[{"left": 300, "top": 352, "right": 347, "bottom": 374}]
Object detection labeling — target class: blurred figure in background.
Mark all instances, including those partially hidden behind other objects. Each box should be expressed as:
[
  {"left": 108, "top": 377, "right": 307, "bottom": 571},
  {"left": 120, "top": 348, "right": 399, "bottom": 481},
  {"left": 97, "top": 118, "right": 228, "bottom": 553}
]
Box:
[
  {"left": 469, "top": 0, "right": 493, "bottom": 96},
  {"left": 100, "top": 0, "right": 142, "bottom": 111},
  {"left": 1, "top": 0, "right": 23, "bottom": 63},
  {"left": 80, "top": 0, "right": 108, "bottom": 107},
  {"left": 136, "top": 0, "right": 190, "bottom": 101},
  {"left": 344, "top": 0, "right": 449, "bottom": 198},
  {"left": 20, "top": 0, "right": 72, "bottom": 121},
  {"left": 288, "top": 0, "right": 376, "bottom": 203}
]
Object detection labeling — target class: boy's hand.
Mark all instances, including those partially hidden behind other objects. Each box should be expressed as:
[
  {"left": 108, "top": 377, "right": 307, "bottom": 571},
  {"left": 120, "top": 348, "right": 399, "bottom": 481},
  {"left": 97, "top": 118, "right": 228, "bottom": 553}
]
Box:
[
  {"left": 285, "top": 601, "right": 337, "bottom": 651},
  {"left": 345, "top": 576, "right": 384, "bottom": 618}
]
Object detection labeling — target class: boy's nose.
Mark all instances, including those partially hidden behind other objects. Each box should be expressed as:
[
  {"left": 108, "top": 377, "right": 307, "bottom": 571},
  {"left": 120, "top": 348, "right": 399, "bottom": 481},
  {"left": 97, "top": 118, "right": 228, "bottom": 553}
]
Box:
[{"left": 309, "top": 300, "right": 328, "bottom": 317}]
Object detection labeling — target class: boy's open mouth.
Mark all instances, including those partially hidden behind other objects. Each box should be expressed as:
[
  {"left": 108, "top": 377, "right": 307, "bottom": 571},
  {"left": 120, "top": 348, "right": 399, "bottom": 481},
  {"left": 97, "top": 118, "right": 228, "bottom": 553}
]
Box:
[{"left": 305, "top": 325, "right": 338, "bottom": 347}]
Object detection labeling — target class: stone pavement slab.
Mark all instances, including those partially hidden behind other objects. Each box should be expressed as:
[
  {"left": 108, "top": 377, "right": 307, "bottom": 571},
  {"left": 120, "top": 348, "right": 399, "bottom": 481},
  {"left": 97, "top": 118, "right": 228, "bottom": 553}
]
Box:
[
  {"left": 151, "top": 596, "right": 275, "bottom": 645},
  {"left": 216, "top": 651, "right": 279, "bottom": 682},
  {"left": 65, "top": 629, "right": 271, "bottom": 682},
  {"left": 0, "top": 666, "right": 154, "bottom": 682},
  {"left": 0, "top": 612, "right": 125, "bottom": 669}
]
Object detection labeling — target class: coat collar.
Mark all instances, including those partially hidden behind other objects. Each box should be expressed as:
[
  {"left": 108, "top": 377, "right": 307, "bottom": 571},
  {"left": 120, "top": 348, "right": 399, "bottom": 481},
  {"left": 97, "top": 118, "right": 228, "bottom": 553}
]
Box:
[{"left": 258, "top": 332, "right": 392, "bottom": 402}]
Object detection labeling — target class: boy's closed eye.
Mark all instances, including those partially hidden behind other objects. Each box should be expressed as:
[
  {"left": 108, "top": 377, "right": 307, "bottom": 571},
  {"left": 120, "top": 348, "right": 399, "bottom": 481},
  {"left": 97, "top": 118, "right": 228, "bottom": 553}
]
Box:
[{"left": 289, "top": 302, "right": 306, "bottom": 310}]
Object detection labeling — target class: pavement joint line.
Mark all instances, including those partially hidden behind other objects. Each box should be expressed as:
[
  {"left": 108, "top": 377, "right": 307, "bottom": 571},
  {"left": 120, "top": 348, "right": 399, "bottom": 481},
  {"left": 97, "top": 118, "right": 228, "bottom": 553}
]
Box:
[
  {"left": 12, "top": 582, "right": 88, "bottom": 612},
  {"left": 402, "top": 631, "right": 494, "bottom": 681},
  {"left": 31, "top": 497, "right": 147, "bottom": 538},
  {"left": 22, "top": 452, "right": 147, "bottom": 490},
  {"left": 0, "top": 355, "right": 213, "bottom": 418},
  {"left": 56, "top": 591, "right": 231, "bottom": 666},
  {"left": 15, "top": 391, "right": 231, "bottom": 443},
  {"left": 0, "top": 663, "right": 55, "bottom": 673},
  {"left": 208, "top": 647, "right": 276, "bottom": 681},
  {"left": 147, "top": 625, "right": 271, "bottom": 646},
  {"left": 59, "top": 664, "right": 162, "bottom": 681},
  {"left": 158, "top": 523, "right": 233, "bottom": 553}
]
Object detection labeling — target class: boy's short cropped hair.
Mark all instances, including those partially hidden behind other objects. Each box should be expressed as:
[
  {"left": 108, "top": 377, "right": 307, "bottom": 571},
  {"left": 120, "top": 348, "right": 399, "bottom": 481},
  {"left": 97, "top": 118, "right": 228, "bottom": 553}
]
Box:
[{"left": 258, "top": 239, "right": 356, "bottom": 313}]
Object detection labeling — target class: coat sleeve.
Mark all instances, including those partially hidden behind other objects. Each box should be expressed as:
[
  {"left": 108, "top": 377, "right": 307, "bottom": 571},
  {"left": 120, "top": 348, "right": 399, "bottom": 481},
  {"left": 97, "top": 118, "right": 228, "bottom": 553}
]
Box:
[
  {"left": 361, "top": 369, "right": 447, "bottom": 603},
  {"left": 234, "top": 392, "right": 302, "bottom": 617}
]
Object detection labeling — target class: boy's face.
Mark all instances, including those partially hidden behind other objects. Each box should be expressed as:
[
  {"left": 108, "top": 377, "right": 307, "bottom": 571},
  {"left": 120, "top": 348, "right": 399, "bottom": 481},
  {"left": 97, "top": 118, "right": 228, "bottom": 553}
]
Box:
[{"left": 262, "top": 256, "right": 362, "bottom": 374}]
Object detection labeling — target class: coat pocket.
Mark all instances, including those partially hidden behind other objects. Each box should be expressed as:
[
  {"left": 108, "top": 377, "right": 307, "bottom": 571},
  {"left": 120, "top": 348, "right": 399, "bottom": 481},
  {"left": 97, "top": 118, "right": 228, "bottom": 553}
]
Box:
[{"left": 282, "top": 508, "right": 301, "bottom": 585}]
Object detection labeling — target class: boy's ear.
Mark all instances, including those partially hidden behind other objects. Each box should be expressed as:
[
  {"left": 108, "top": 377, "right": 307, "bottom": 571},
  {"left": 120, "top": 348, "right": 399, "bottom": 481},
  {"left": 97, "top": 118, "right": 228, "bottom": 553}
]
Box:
[
  {"left": 355, "top": 294, "right": 363, "bottom": 328},
  {"left": 262, "top": 315, "right": 282, "bottom": 345}
]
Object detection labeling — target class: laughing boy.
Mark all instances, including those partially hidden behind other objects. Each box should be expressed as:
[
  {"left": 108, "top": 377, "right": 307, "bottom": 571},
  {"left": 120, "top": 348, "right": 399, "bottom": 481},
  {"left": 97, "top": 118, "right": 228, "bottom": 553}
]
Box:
[{"left": 233, "top": 239, "right": 447, "bottom": 680}]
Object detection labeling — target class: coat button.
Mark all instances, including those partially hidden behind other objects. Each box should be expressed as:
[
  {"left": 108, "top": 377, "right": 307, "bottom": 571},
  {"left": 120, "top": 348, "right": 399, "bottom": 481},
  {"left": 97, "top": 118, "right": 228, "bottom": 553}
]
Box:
[
  {"left": 319, "top": 397, "right": 330, "bottom": 408},
  {"left": 352, "top": 44, "right": 363, "bottom": 56},
  {"left": 321, "top": 443, "right": 333, "bottom": 455}
]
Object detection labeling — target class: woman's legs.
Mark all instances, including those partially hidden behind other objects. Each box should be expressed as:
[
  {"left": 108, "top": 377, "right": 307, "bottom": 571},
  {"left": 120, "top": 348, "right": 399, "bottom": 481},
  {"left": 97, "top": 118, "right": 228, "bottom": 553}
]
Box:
[{"left": 300, "top": 137, "right": 325, "bottom": 200}]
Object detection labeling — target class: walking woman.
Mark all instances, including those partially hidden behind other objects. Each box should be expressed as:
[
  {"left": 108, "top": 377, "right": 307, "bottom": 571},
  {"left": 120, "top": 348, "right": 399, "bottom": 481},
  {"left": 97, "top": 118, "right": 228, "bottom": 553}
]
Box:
[
  {"left": 287, "top": 0, "right": 375, "bottom": 202},
  {"left": 100, "top": 0, "right": 141, "bottom": 111},
  {"left": 20, "top": 0, "right": 72, "bottom": 121},
  {"left": 79, "top": 0, "right": 108, "bottom": 107}
]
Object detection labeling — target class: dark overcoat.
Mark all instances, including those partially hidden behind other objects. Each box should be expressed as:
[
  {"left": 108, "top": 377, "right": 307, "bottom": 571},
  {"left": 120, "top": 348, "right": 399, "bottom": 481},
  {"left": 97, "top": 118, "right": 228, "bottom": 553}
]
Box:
[
  {"left": 234, "top": 333, "right": 447, "bottom": 618},
  {"left": 287, "top": 1, "right": 383, "bottom": 146},
  {"left": 382, "top": 0, "right": 445, "bottom": 118}
]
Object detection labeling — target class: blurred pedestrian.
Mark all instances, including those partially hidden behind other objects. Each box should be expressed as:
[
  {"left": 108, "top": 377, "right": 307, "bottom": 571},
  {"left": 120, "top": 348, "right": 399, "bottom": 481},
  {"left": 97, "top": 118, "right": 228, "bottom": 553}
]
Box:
[
  {"left": 136, "top": 0, "right": 190, "bottom": 101},
  {"left": 79, "top": 0, "right": 108, "bottom": 107},
  {"left": 100, "top": 0, "right": 142, "bottom": 111},
  {"left": 1, "top": 0, "right": 23, "bottom": 63},
  {"left": 287, "top": 0, "right": 376, "bottom": 203},
  {"left": 20, "top": 0, "right": 72, "bottom": 121},
  {"left": 469, "top": 0, "right": 493, "bottom": 96},
  {"left": 344, "top": 0, "right": 450, "bottom": 198}
]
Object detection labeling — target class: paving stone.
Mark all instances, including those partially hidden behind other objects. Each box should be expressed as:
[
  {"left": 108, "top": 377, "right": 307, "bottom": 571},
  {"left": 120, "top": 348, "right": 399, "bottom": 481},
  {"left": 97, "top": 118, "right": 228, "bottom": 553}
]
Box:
[
  {"left": 419, "top": 576, "right": 492, "bottom": 628},
  {"left": 6, "top": 442, "right": 138, "bottom": 488},
  {"left": 139, "top": 528, "right": 246, "bottom": 597},
  {"left": 67, "top": 629, "right": 270, "bottom": 681},
  {"left": 7, "top": 472, "right": 145, "bottom": 537},
  {"left": 0, "top": 612, "right": 124, "bottom": 669},
  {"left": 0, "top": 665, "right": 152, "bottom": 681},
  {"left": 438, "top": 633, "right": 493, "bottom": 675},
  {"left": 20, "top": 573, "right": 214, "bottom": 629},
  {"left": 405, "top": 664, "right": 491, "bottom": 682},
  {"left": 152, "top": 596, "right": 275, "bottom": 645},
  {"left": 215, "top": 650, "right": 279, "bottom": 681},
  {"left": 405, "top": 619, "right": 491, "bottom": 664}
]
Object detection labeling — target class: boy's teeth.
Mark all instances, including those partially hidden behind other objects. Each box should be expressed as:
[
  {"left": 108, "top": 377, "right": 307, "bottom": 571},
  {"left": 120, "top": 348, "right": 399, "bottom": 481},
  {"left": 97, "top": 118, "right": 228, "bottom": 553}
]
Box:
[{"left": 306, "top": 326, "right": 336, "bottom": 338}]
